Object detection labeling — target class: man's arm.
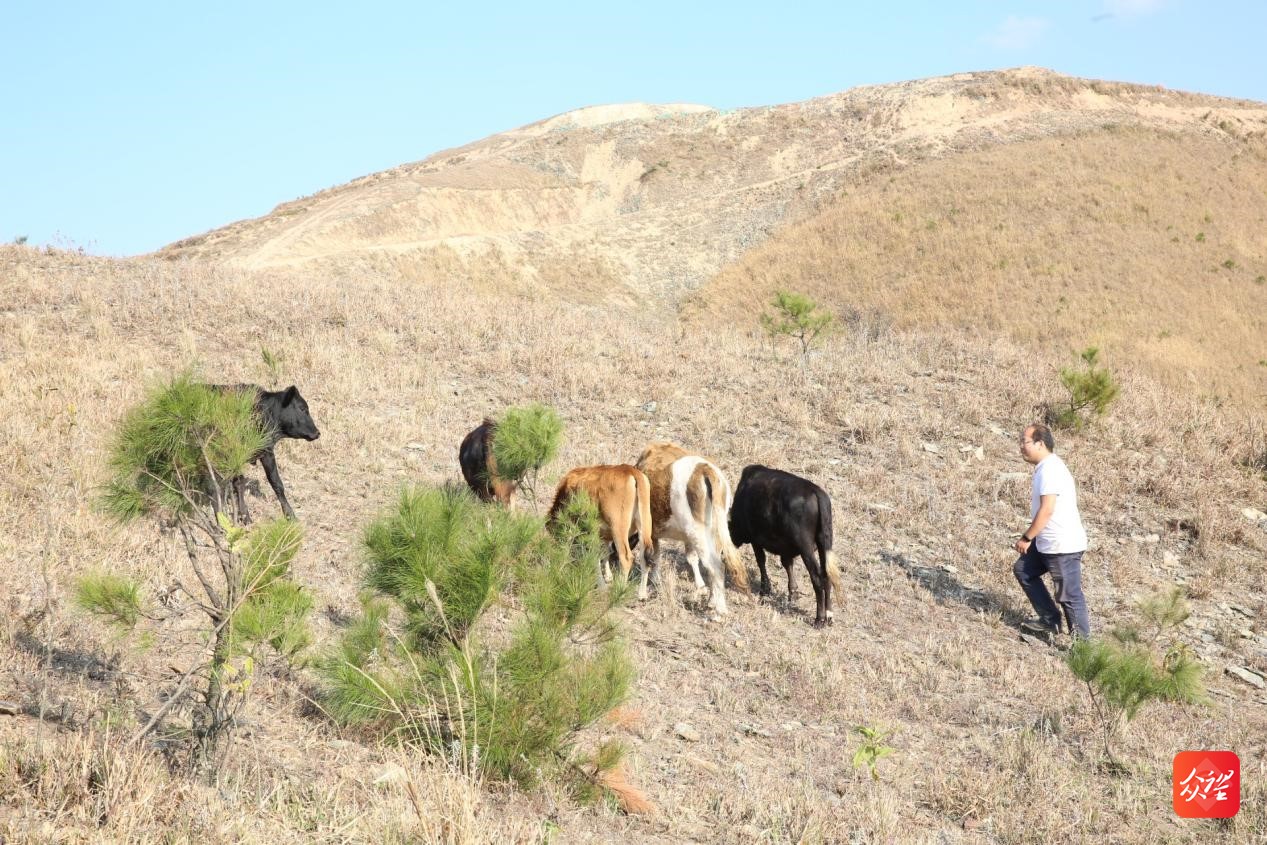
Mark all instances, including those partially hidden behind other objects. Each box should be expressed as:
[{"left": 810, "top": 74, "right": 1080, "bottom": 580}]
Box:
[{"left": 1015, "top": 494, "right": 1057, "bottom": 554}]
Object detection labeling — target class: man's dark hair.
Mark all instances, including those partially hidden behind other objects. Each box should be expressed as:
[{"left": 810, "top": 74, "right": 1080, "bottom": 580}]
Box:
[{"left": 1028, "top": 423, "right": 1055, "bottom": 451}]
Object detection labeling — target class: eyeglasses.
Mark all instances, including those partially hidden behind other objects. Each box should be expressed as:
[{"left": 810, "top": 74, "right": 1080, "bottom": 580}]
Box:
[{"left": 1019, "top": 440, "right": 1038, "bottom": 447}]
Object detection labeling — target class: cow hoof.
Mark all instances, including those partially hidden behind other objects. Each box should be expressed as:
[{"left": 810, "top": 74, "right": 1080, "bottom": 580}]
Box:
[
  {"left": 813, "top": 618, "right": 832, "bottom": 629},
  {"left": 637, "top": 588, "right": 649, "bottom": 601}
]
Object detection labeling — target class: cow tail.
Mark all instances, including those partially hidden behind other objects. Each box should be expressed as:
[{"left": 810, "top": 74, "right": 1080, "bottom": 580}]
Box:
[
  {"left": 816, "top": 488, "right": 842, "bottom": 594},
  {"left": 546, "top": 479, "right": 569, "bottom": 527},
  {"left": 707, "top": 472, "right": 751, "bottom": 594},
  {"left": 635, "top": 470, "right": 655, "bottom": 568}
]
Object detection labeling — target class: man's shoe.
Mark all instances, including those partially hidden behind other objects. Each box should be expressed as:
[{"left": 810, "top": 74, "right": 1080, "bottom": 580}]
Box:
[{"left": 1020, "top": 618, "right": 1060, "bottom": 636}]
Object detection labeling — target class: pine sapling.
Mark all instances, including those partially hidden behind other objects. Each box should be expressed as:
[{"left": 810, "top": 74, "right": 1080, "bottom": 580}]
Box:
[
  {"left": 761, "top": 290, "right": 835, "bottom": 364},
  {"left": 1066, "top": 587, "right": 1206, "bottom": 766},
  {"left": 490, "top": 403, "right": 564, "bottom": 507},
  {"left": 86, "top": 374, "right": 312, "bottom": 776},
  {"left": 320, "top": 485, "right": 641, "bottom": 806},
  {"left": 1055, "top": 346, "right": 1120, "bottom": 430}
]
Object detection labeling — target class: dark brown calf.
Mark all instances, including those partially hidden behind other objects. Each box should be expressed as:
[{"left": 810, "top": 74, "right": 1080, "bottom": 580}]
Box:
[{"left": 458, "top": 418, "right": 518, "bottom": 508}]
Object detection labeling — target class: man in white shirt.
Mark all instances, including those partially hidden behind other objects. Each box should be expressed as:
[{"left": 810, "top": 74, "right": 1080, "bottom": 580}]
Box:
[{"left": 1013, "top": 424, "right": 1091, "bottom": 639}]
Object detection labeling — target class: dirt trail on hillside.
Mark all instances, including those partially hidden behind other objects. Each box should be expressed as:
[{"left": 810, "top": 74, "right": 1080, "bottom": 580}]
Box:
[{"left": 159, "top": 68, "right": 1267, "bottom": 308}]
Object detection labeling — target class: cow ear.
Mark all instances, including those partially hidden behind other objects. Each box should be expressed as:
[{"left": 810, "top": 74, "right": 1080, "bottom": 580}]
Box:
[{"left": 282, "top": 385, "right": 298, "bottom": 406}]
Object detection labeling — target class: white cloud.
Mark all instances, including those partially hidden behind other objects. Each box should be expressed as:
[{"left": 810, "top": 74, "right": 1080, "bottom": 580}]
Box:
[{"left": 982, "top": 16, "right": 1050, "bottom": 50}]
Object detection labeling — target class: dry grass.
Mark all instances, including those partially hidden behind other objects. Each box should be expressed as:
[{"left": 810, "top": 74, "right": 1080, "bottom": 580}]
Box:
[
  {"left": 687, "top": 126, "right": 1267, "bottom": 405},
  {"left": 0, "top": 729, "right": 549, "bottom": 843},
  {"left": 157, "top": 68, "right": 1267, "bottom": 323},
  {"left": 1, "top": 246, "right": 1265, "bottom": 842}
]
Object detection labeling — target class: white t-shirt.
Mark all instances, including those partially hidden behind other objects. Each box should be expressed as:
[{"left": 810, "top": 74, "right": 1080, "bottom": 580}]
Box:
[{"left": 1031, "top": 454, "right": 1088, "bottom": 554}]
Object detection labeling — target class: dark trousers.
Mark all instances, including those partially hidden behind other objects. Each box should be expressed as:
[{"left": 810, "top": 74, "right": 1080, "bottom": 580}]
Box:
[{"left": 1013, "top": 548, "right": 1091, "bottom": 638}]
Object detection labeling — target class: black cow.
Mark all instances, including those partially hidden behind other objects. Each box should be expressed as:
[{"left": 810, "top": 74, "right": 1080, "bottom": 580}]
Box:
[
  {"left": 728, "top": 464, "right": 841, "bottom": 627},
  {"left": 215, "top": 384, "right": 320, "bottom": 521},
  {"left": 458, "top": 418, "right": 518, "bottom": 508}
]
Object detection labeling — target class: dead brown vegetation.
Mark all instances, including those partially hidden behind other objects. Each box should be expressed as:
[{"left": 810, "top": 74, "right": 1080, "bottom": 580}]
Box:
[
  {"left": 687, "top": 126, "right": 1267, "bottom": 405},
  {"left": 154, "top": 69, "right": 1267, "bottom": 326},
  {"left": 2, "top": 245, "right": 1265, "bottom": 842}
]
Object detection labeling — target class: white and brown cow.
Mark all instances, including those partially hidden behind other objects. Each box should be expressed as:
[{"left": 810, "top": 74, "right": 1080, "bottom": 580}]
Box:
[
  {"left": 635, "top": 442, "right": 750, "bottom": 616},
  {"left": 548, "top": 464, "right": 656, "bottom": 598}
]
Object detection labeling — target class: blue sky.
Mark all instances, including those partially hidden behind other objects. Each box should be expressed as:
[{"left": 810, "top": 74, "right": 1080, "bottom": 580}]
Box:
[{"left": 3, "top": 1, "right": 1264, "bottom": 257}]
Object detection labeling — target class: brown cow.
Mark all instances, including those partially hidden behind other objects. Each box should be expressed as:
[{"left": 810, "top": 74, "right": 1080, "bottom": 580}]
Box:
[
  {"left": 548, "top": 464, "right": 657, "bottom": 599},
  {"left": 635, "top": 442, "right": 750, "bottom": 616},
  {"left": 458, "top": 418, "right": 517, "bottom": 508}
]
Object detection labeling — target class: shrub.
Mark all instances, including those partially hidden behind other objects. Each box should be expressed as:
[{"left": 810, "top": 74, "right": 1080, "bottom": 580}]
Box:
[
  {"left": 1066, "top": 587, "right": 1206, "bottom": 766},
  {"left": 490, "top": 402, "right": 564, "bottom": 503},
  {"left": 99, "top": 374, "right": 265, "bottom": 519},
  {"left": 760, "top": 290, "right": 835, "bottom": 362},
  {"left": 852, "top": 724, "right": 896, "bottom": 781},
  {"left": 1053, "top": 346, "right": 1120, "bottom": 431},
  {"left": 74, "top": 572, "right": 143, "bottom": 628},
  {"left": 320, "top": 485, "right": 644, "bottom": 807},
  {"left": 88, "top": 374, "right": 312, "bottom": 775}
]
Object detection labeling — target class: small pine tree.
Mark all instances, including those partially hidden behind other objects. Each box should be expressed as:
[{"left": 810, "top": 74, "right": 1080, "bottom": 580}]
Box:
[
  {"left": 87, "top": 374, "right": 312, "bottom": 775},
  {"left": 490, "top": 403, "right": 564, "bottom": 506},
  {"left": 1054, "top": 346, "right": 1120, "bottom": 431},
  {"left": 1066, "top": 587, "right": 1206, "bottom": 766},
  {"left": 320, "top": 485, "right": 639, "bottom": 803},
  {"left": 760, "top": 290, "right": 834, "bottom": 362}
]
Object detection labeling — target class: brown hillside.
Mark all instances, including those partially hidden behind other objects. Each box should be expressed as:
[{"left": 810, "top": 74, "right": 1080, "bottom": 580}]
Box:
[
  {"left": 6, "top": 67, "right": 1267, "bottom": 843},
  {"left": 158, "top": 68, "right": 1267, "bottom": 314},
  {"left": 2, "top": 246, "right": 1266, "bottom": 842},
  {"left": 685, "top": 125, "right": 1267, "bottom": 403}
]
